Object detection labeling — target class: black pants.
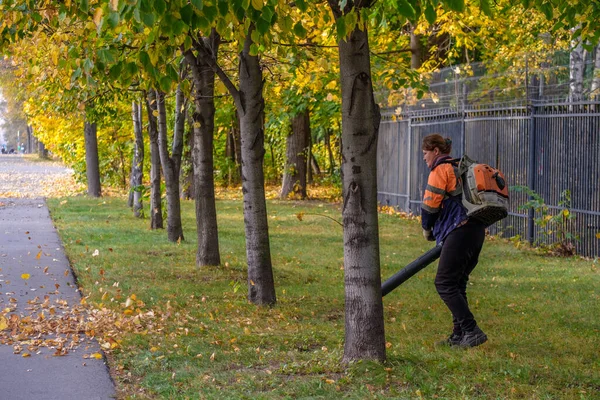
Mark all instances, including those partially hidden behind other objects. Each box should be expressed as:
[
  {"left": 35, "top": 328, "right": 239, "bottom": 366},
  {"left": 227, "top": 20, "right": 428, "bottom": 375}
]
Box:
[{"left": 435, "top": 219, "right": 486, "bottom": 334}]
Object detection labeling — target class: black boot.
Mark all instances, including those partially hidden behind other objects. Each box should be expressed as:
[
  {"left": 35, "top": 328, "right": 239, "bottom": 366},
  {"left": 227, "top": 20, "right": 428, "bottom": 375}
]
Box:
[
  {"left": 457, "top": 326, "right": 487, "bottom": 348},
  {"left": 435, "top": 332, "right": 463, "bottom": 347}
]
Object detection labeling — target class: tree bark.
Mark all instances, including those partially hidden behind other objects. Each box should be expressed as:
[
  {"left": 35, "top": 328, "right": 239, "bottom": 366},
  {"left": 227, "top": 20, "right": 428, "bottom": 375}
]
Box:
[
  {"left": 37, "top": 140, "right": 48, "bottom": 159},
  {"left": 569, "top": 39, "right": 586, "bottom": 101},
  {"left": 238, "top": 28, "right": 276, "bottom": 305},
  {"left": 280, "top": 109, "right": 310, "bottom": 199},
  {"left": 192, "top": 25, "right": 276, "bottom": 305},
  {"left": 410, "top": 26, "right": 423, "bottom": 70},
  {"left": 225, "top": 112, "right": 242, "bottom": 185},
  {"left": 156, "top": 88, "right": 185, "bottom": 242},
  {"left": 180, "top": 115, "right": 195, "bottom": 200},
  {"left": 591, "top": 44, "right": 600, "bottom": 99},
  {"left": 84, "top": 121, "right": 102, "bottom": 197},
  {"left": 146, "top": 90, "right": 164, "bottom": 230},
  {"left": 184, "top": 30, "right": 221, "bottom": 266},
  {"left": 329, "top": 2, "right": 386, "bottom": 363},
  {"left": 131, "top": 101, "right": 144, "bottom": 218},
  {"left": 325, "top": 128, "right": 336, "bottom": 174}
]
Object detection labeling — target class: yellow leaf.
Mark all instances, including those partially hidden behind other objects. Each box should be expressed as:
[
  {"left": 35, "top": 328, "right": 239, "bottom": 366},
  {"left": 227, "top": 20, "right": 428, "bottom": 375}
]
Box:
[
  {"left": 21, "top": 273, "right": 30, "bottom": 280},
  {"left": 36, "top": 250, "right": 42, "bottom": 259},
  {"left": 93, "top": 7, "right": 103, "bottom": 27},
  {"left": 251, "top": 0, "right": 263, "bottom": 10},
  {"left": 110, "top": 0, "right": 119, "bottom": 11},
  {"left": 562, "top": 209, "right": 570, "bottom": 217},
  {"left": 596, "top": 232, "right": 600, "bottom": 239},
  {"left": 91, "top": 353, "right": 103, "bottom": 359},
  {"left": 123, "top": 309, "right": 133, "bottom": 315},
  {"left": 296, "top": 212, "right": 304, "bottom": 221},
  {"left": 22, "top": 353, "right": 31, "bottom": 358},
  {"left": 193, "top": 122, "right": 201, "bottom": 129},
  {"left": 0, "top": 315, "right": 8, "bottom": 331},
  {"left": 152, "top": 110, "right": 159, "bottom": 117}
]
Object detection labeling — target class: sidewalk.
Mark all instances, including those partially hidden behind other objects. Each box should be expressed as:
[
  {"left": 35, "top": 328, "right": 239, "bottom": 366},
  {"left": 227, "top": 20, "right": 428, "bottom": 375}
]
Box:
[{"left": 0, "top": 198, "right": 115, "bottom": 400}]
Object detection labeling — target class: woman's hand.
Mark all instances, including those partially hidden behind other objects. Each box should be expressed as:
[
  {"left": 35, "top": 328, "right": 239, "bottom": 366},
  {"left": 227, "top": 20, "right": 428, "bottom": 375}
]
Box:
[{"left": 423, "top": 229, "right": 435, "bottom": 241}]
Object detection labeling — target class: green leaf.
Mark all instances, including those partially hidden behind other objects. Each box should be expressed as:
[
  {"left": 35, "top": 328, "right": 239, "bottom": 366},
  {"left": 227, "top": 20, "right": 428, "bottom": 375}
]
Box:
[
  {"left": 204, "top": 5, "right": 218, "bottom": 22},
  {"left": 180, "top": 4, "right": 193, "bottom": 25},
  {"left": 295, "top": 0, "right": 308, "bottom": 12},
  {"left": 153, "top": 0, "right": 166, "bottom": 14},
  {"left": 167, "top": 65, "right": 178, "bottom": 82},
  {"left": 336, "top": 17, "right": 346, "bottom": 39},
  {"left": 109, "top": 63, "right": 122, "bottom": 80},
  {"left": 125, "top": 62, "right": 138, "bottom": 76},
  {"left": 141, "top": 12, "right": 155, "bottom": 27},
  {"left": 159, "top": 76, "right": 172, "bottom": 92},
  {"left": 191, "top": 0, "right": 203, "bottom": 10},
  {"left": 444, "top": 0, "right": 464, "bottom": 12},
  {"left": 107, "top": 11, "right": 120, "bottom": 28},
  {"left": 261, "top": 5, "right": 274, "bottom": 22},
  {"left": 395, "top": 0, "right": 416, "bottom": 19},
  {"left": 249, "top": 43, "right": 259, "bottom": 56},
  {"left": 218, "top": 0, "right": 228, "bottom": 16},
  {"left": 479, "top": 0, "right": 492, "bottom": 17},
  {"left": 280, "top": 15, "right": 293, "bottom": 34},
  {"left": 79, "top": 0, "right": 89, "bottom": 13},
  {"left": 183, "top": 35, "right": 192, "bottom": 51},
  {"left": 173, "top": 20, "right": 186, "bottom": 35},
  {"left": 234, "top": 7, "right": 246, "bottom": 22},
  {"left": 256, "top": 18, "right": 270, "bottom": 34},
  {"left": 139, "top": 51, "right": 152, "bottom": 69},
  {"left": 293, "top": 21, "right": 307, "bottom": 38},
  {"left": 197, "top": 16, "right": 210, "bottom": 30},
  {"left": 424, "top": 3, "right": 436, "bottom": 24}
]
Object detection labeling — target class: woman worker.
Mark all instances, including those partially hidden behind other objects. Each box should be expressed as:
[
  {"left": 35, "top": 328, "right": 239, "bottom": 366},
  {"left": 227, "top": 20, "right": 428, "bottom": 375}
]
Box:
[{"left": 421, "top": 133, "right": 487, "bottom": 348}]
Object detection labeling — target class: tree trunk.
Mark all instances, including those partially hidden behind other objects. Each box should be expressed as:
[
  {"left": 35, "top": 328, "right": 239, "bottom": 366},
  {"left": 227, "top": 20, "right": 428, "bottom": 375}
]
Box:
[
  {"left": 280, "top": 109, "right": 310, "bottom": 199},
  {"left": 225, "top": 112, "right": 242, "bottom": 185},
  {"left": 410, "top": 25, "right": 423, "bottom": 70},
  {"left": 329, "top": 2, "right": 386, "bottom": 363},
  {"left": 131, "top": 101, "right": 144, "bottom": 218},
  {"left": 84, "top": 121, "right": 102, "bottom": 197},
  {"left": 238, "top": 28, "right": 276, "bottom": 305},
  {"left": 180, "top": 114, "right": 195, "bottom": 200},
  {"left": 569, "top": 39, "right": 586, "bottom": 102},
  {"left": 591, "top": 45, "right": 600, "bottom": 99},
  {"left": 146, "top": 90, "right": 164, "bottom": 230},
  {"left": 156, "top": 88, "right": 185, "bottom": 242},
  {"left": 325, "top": 128, "right": 335, "bottom": 174},
  {"left": 37, "top": 140, "right": 48, "bottom": 159},
  {"left": 311, "top": 151, "right": 321, "bottom": 176},
  {"left": 193, "top": 25, "right": 276, "bottom": 304},
  {"left": 184, "top": 30, "right": 221, "bottom": 266}
]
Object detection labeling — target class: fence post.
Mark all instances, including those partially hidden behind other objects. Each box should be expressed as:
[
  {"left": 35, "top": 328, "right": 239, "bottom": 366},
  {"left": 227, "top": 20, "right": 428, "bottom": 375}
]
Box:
[
  {"left": 406, "top": 118, "right": 412, "bottom": 213},
  {"left": 461, "top": 84, "right": 467, "bottom": 155},
  {"left": 527, "top": 104, "right": 536, "bottom": 244}
]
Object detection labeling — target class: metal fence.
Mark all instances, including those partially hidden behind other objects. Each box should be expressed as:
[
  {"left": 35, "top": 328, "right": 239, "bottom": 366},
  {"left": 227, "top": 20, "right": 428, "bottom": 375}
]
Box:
[{"left": 376, "top": 57, "right": 600, "bottom": 258}]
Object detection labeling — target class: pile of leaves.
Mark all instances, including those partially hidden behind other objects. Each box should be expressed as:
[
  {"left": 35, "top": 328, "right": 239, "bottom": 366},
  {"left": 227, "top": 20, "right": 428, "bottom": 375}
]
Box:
[{"left": 0, "top": 291, "right": 168, "bottom": 360}]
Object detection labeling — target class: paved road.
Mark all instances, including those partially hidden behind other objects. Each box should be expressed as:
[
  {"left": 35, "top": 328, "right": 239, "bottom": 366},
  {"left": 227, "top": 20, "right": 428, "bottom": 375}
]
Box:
[
  {"left": 0, "top": 156, "right": 115, "bottom": 399},
  {"left": 0, "top": 154, "right": 78, "bottom": 198}
]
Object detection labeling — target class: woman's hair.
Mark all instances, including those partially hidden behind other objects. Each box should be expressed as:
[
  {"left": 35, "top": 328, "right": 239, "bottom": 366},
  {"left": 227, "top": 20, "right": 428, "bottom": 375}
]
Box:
[{"left": 422, "top": 134, "right": 452, "bottom": 154}]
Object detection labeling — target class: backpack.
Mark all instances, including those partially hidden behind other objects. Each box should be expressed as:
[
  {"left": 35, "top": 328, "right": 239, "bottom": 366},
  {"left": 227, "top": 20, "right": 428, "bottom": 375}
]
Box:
[{"left": 446, "top": 155, "right": 509, "bottom": 226}]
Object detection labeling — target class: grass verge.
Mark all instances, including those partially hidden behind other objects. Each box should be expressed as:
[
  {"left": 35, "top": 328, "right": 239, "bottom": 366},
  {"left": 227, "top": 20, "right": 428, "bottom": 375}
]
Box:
[{"left": 47, "top": 196, "right": 600, "bottom": 399}]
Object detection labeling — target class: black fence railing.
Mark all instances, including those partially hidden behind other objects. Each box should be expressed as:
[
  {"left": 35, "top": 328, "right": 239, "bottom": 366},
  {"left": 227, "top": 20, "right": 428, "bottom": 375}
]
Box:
[{"left": 377, "top": 99, "right": 600, "bottom": 258}]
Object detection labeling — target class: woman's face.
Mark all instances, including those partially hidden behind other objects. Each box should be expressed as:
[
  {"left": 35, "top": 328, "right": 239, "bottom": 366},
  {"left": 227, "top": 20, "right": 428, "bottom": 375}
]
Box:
[{"left": 423, "top": 147, "right": 441, "bottom": 169}]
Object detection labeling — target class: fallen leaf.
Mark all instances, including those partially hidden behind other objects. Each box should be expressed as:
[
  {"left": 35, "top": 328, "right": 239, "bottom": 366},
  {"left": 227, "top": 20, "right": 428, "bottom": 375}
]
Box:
[
  {"left": 36, "top": 250, "right": 42, "bottom": 259},
  {"left": 91, "top": 353, "right": 103, "bottom": 359},
  {"left": 0, "top": 315, "right": 8, "bottom": 330},
  {"left": 21, "top": 273, "right": 31, "bottom": 280}
]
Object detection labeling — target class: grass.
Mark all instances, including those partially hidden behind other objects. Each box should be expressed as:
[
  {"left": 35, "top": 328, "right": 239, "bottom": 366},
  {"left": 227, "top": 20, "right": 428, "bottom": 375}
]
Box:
[{"left": 47, "top": 195, "right": 600, "bottom": 399}]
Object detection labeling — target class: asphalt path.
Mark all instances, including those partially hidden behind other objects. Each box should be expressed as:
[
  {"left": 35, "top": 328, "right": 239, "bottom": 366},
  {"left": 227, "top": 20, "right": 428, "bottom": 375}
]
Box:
[{"left": 0, "top": 155, "right": 115, "bottom": 399}]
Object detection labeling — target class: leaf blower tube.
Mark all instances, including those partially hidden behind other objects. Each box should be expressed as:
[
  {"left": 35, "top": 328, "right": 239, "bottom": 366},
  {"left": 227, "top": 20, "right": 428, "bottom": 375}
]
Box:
[{"left": 381, "top": 245, "right": 443, "bottom": 297}]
